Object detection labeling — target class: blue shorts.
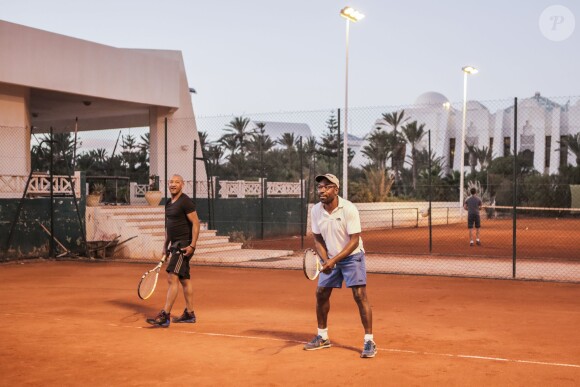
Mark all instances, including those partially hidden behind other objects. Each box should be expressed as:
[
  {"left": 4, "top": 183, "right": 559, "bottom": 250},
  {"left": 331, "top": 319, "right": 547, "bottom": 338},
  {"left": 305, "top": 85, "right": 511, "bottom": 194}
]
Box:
[
  {"left": 467, "top": 213, "right": 481, "bottom": 229},
  {"left": 318, "top": 251, "right": 367, "bottom": 288}
]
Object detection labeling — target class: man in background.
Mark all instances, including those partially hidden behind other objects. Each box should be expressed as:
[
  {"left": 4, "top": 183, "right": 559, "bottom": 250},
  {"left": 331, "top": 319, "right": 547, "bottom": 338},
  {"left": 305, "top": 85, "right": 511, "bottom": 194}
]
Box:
[{"left": 464, "top": 187, "right": 482, "bottom": 246}]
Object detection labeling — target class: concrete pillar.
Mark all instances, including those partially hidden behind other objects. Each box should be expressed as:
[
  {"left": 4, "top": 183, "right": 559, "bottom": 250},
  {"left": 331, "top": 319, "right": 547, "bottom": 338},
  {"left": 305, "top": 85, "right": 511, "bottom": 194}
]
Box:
[{"left": 0, "top": 84, "right": 30, "bottom": 177}]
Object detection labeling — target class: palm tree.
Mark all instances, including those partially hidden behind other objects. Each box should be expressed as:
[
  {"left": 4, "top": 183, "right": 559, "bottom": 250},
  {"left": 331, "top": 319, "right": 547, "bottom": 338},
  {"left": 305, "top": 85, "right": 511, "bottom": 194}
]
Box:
[
  {"left": 557, "top": 133, "right": 580, "bottom": 166},
  {"left": 197, "top": 131, "right": 209, "bottom": 149},
  {"left": 380, "top": 110, "right": 408, "bottom": 191},
  {"left": 360, "top": 167, "right": 395, "bottom": 202},
  {"left": 247, "top": 122, "right": 274, "bottom": 178},
  {"left": 475, "top": 146, "right": 492, "bottom": 170},
  {"left": 443, "top": 169, "right": 462, "bottom": 201},
  {"left": 277, "top": 132, "right": 297, "bottom": 170},
  {"left": 205, "top": 144, "right": 224, "bottom": 173},
  {"left": 31, "top": 132, "right": 78, "bottom": 174},
  {"left": 219, "top": 135, "right": 238, "bottom": 159},
  {"left": 400, "top": 121, "right": 426, "bottom": 191},
  {"left": 361, "top": 130, "right": 391, "bottom": 169},
  {"left": 222, "top": 116, "right": 252, "bottom": 158},
  {"left": 360, "top": 128, "right": 393, "bottom": 201},
  {"left": 465, "top": 143, "right": 478, "bottom": 175}
]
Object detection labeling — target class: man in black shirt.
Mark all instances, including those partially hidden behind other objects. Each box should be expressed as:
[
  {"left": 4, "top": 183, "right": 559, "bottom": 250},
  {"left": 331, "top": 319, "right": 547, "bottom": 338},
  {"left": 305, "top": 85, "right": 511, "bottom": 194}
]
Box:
[{"left": 146, "top": 174, "right": 200, "bottom": 327}]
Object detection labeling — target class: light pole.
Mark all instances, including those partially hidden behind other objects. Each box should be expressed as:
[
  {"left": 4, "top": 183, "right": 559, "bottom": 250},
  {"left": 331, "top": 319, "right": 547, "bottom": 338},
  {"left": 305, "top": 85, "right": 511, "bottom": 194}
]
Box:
[
  {"left": 340, "top": 6, "right": 364, "bottom": 199},
  {"left": 459, "top": 65, "right": 478, "bottom": 218}
]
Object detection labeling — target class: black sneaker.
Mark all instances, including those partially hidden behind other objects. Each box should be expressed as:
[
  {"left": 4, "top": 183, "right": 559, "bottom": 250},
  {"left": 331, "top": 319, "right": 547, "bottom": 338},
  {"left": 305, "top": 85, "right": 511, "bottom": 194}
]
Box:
[
  {"left": 172, "top": 308, "right": 196, "bottom": 323},
  {"left": 146, "top": 310, "right": 170, "bottom": 327}
]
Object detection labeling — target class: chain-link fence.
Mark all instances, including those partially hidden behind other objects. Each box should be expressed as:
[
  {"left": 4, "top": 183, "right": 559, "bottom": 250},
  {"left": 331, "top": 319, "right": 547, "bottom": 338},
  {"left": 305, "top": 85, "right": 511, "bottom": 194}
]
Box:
[{"left": 2, "top": 94, "right": 579, "bottom": 282}]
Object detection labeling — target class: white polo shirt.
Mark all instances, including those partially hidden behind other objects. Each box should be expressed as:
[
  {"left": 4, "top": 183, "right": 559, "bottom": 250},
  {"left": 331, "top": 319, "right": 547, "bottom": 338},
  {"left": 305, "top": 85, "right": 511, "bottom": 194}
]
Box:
[{"left": 311, "top": 196, "right": 364, "bottom": 258}]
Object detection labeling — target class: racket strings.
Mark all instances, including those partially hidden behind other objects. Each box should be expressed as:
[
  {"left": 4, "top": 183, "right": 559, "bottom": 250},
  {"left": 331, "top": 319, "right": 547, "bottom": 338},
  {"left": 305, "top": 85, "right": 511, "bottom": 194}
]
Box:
[
  {"left": 138, "top": 272, "right": 158, "bottom": 299},
  {"left": 304, "top": 251, "right": 320, "bottom": 280}
]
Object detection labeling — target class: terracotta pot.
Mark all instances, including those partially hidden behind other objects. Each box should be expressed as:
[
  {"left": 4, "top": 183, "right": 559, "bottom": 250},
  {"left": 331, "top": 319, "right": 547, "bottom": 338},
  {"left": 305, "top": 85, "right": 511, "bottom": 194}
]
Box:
[
  {"left": 145, "top": 190, "right": 163, "bottom": 206},
  {"left": 86, "top": 194, "right": 101, "bottom": 207}
]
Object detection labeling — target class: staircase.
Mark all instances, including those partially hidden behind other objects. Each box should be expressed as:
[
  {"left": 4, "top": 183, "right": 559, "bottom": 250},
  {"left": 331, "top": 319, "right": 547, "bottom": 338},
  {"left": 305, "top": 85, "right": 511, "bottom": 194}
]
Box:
[{"left": 85, "top": 206, "right": 242, "bottom": 260}]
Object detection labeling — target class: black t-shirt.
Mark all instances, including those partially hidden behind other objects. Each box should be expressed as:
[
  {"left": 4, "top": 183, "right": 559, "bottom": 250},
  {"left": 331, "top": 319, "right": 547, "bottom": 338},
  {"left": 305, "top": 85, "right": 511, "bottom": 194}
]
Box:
[{"left": 165, "top": 193, "right": 196, "bottom": 243}]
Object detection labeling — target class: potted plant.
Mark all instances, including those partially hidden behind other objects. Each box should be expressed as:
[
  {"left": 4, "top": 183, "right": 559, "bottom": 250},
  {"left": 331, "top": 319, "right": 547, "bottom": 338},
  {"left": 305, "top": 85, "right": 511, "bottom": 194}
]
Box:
[
  {"left": 144, "top": 175, "right": 163, "bottom": 206},
  {"left": 87, "top": 183, "right": 105, "bottom": 207}
]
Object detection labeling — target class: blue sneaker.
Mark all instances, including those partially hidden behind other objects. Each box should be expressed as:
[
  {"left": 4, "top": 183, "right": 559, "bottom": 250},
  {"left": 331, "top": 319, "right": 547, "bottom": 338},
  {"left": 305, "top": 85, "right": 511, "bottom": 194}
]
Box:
[
  {"left": 172, "top": 308, "right": 196, "bottom": 323},
  {"left": 146, "top": 310, "right": 170, "bottom": 328},
  {"left": 303, "top": 335, "right": 331, "bottom": 351},
  {"left": 361, "top": 340, "right": 377, "bottom": 358}
]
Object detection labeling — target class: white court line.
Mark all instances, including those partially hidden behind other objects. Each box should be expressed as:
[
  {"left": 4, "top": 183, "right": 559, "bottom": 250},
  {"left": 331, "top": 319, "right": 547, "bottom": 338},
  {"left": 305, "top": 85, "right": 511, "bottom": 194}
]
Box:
[{"left": 109, "top": 323, "right": 580, "bottom": 369}]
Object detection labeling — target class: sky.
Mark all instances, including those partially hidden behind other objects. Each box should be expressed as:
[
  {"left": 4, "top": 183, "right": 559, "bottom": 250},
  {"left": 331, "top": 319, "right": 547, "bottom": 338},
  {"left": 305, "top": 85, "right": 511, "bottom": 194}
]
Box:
[{"left": 2, "top": 0, "right": 579, "bottom": 120}]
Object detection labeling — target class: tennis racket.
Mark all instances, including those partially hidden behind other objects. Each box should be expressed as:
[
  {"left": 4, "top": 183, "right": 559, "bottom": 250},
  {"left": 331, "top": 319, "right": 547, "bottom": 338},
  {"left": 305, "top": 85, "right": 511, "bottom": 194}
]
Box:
[
  {"left": 137, "top": 254, "right": 167, "bottom": 300},
  {"left": 303, "top": 248, "right": 324, "bottom": 280}
]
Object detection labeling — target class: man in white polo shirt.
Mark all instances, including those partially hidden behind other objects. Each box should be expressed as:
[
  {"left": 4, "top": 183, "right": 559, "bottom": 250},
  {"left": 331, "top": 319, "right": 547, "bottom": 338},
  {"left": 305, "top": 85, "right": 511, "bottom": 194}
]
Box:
[{"left": 303, "top": 173, "right": 377, "bottom": 358}]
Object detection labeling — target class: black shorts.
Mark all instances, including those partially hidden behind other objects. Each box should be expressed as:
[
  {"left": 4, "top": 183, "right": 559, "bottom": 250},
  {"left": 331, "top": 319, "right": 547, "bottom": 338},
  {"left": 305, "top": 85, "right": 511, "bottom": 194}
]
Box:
[
  {"left": 467, "top": 213, "right": 481, "bottom": 229},
  {"left": 165, "top": 241, "right": 191, "bottom": 279}
]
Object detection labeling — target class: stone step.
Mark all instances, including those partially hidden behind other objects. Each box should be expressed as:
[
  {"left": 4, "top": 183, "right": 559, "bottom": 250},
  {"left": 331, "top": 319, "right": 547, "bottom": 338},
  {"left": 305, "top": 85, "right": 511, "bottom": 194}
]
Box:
[
  {"left": 94, "top": 206, "right": 165, "bottom": 214},
  {"left": 149, "top": 235, "right": 228, "bottom": 245},
  {"left": 194, "top": 242, "right": 243, "bottom": 254},
  {"left": 148, "top": 235, "right": 230, "bottom": 246},
  {"left": 144, "top": 228, "right": 216, "bottom": 237}
]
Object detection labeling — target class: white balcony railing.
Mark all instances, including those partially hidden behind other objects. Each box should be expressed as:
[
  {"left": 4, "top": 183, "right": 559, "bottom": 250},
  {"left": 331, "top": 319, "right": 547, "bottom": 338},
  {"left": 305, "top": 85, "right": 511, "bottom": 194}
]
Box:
[
  {"left": 218, "top": 179, "right": 305, "bottom": 198},
  {"left": 130, "top": 179, "right": 305, "bottom": 202},
  {"left": 0, "top": 172, "right": 81, "bottom": 198}
]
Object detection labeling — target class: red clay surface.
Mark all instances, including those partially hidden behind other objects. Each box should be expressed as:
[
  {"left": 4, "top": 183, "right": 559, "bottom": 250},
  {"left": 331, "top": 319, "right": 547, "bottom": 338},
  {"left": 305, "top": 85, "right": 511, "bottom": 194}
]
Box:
[
  {"left": 1, "top": 261, "right": 579, "bottom": 386},
  {"left": 251, "top": 218, "right": 580, "bottom": 260}
]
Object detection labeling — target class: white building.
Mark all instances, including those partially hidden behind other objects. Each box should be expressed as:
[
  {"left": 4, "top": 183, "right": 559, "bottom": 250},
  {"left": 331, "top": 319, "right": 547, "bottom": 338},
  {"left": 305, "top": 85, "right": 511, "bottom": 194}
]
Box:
[
  {"left": 248, "top": 121, "right": 311, "bottom": 147},
  {"left": 0, "top": 20, "right": 205, "bottom": 197},
  {"left": 354, "top": 91, "right": 580, "bottom": 175}
]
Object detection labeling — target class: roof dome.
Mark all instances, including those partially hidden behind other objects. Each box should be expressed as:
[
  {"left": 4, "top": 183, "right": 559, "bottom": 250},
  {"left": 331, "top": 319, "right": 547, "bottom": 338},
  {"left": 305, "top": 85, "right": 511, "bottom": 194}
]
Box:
[{"left": 414, "top": 91, "right": 449, "bottom": 106}]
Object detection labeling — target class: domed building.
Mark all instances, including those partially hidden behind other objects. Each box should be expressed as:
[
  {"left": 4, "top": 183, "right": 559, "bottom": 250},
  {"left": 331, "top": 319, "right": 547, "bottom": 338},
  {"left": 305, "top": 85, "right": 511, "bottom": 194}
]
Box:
[{"left": 354, "top": 92, "right": 575, "bottom": 176}]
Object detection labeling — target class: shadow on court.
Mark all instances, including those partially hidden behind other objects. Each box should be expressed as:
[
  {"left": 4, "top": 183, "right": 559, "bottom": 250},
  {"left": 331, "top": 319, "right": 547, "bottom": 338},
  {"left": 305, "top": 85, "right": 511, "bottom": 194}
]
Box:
[{"left": 245, "top": 329, "right": 361, "bottom": 354}]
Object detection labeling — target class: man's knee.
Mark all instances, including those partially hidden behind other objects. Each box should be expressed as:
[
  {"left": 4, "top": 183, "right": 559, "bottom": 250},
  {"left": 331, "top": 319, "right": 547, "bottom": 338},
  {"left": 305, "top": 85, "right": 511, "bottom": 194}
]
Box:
[
  {"left": 316, "top": 287, "right": 332, "bottom": 301},
  {"left": 167, "top": 273, "right": 179, "bottom": 284},
  {"left": 351, "top": 286, "right": 368, "bottom": 303}
]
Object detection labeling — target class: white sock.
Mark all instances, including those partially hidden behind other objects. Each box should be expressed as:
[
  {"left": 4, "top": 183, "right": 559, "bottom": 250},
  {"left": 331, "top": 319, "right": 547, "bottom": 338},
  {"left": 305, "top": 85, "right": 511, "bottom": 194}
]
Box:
[
  {"left": 364, "top": 334, "right": 374, "bottom": 342},
  {"left": 318, "top": 328, "right": 329, "bottom": 340}
]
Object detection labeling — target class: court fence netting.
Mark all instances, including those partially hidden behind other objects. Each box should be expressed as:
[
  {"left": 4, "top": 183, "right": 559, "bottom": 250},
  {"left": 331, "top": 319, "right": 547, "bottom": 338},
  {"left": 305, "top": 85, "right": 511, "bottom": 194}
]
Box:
[{"left": 1, "top": 95, "right": 580, "bottom": 283}]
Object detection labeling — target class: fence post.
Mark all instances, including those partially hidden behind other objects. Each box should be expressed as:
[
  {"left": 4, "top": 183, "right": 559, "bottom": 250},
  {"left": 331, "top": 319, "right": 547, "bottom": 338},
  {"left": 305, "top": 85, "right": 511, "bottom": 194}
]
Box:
[
  {"left": 260, "top": 177, "right": 264, "bottom": 240},
  {"left": 193, "top": 140, "right": 197, "bottom": 200},
  {"left": 164, "top": 117, "right": 168, "bottom": 206},
  {"left": 512, "top": 97, "right": 518, "bottom": 278},
  {"left": 49, "top": 127, "right": 54, "bottom": 258},
  {"left": 428, "top": 130, "right": 432, "bottom": 253},
  {"left": 300, "top": 136, "right": 304, "bottom": 249},
  {"left": 415, "top": 208, "right": 419, "bottom": 228},
  {"left": 337, "top": 108, "right": 341, "bottom": 177}
]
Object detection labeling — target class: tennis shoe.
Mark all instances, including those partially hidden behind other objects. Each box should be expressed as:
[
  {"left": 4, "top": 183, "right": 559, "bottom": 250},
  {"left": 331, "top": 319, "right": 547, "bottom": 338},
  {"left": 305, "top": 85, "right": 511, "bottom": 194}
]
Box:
[
  {"left": 470, "top": 241, "right": 474, "bottom": 247},
  {"left": 361, "top": 340, "right": 377, "bottom": 358},
  {"left": 476, "top": 239, "right": 481, "bottom": 246},
  {"left": 172, "top": 308, "right": 196, "bottom": 323},
  {"left": 146, "top": 310, "right": 170, "bottom": 327},
  {"left": 303, "top": 335, "right": 331, "bottom": 351}
]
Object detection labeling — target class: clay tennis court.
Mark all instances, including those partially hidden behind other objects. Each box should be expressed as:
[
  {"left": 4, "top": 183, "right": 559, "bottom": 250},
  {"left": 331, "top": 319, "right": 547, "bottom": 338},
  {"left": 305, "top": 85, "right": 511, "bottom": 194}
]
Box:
[
  {"left": 251, "top": 218, "right": 580, "bottom": 261},
  {"left": 1, "top": 260, "right": 579, "bottom": 386}
]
